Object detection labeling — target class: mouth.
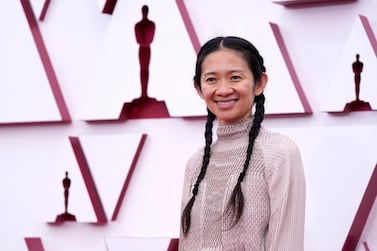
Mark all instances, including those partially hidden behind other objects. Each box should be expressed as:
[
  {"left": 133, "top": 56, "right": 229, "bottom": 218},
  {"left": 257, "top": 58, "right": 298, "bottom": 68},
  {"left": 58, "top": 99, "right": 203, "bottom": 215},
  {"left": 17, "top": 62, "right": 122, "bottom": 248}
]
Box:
[{"left": 215, "top": 99, "right": 237, "bottom": 109}]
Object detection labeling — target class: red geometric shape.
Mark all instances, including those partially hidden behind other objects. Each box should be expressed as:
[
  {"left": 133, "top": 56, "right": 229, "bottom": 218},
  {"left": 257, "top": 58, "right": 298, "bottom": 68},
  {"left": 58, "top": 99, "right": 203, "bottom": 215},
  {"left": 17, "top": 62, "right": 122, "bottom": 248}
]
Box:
[
  {"left": 69, "top": 137, "right": 107, "bottom": 223},
  {"left": 360, "top": 15, "right": 377, "bottom": 58},
  {"left": 342, "top": 163, "right": 377, "bottom": 251},
  {"left": 104, "top": 237, "right": 176, "bottom": 250},
  {"left": 363, "top": 241, "right": 370, "bottom": 251},
  {"left": 24, "top": 237, "right": 45, "bottom": 251},
  {"left": 20, "top": 0, "right": 71, "bottom": 122},
  {"left": 270, "top": 22, "right": 313, "bottom": 114},
  {"left": 119, "top": 99, "right": 170, "bottom": 120},
  {"left": 38, "top": 0, "right": 51, "bottom": 21},
  {"left": 273, "top": 0, "right": 357, "bottom": 8},
  {"left": 167, "top": 238, "right": 179, "bottom": 251},
  {"left": 112, "top": 134, "right": 147, "bottom": 220},
  {"left": 102, "top": 0, "right": 118, "bottom": 14},
  {"left": 68, "top": 133, "right": 147, "bottom": 222},
  {"left": 176, "top": 0, "right": 201, "bottom": 53}
]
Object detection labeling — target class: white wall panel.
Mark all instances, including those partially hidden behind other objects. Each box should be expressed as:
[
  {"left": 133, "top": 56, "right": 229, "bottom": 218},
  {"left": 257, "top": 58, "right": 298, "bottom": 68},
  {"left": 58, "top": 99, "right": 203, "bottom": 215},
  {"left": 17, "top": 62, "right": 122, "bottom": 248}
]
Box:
[{"left": 0, "top": 1, "right": 61, "bottom": 123}]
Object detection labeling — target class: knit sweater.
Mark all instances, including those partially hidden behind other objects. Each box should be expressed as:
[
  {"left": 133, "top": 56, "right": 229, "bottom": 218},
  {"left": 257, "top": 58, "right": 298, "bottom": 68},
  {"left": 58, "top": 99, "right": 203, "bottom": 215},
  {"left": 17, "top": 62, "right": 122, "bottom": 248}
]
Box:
[{"left": 179, "top": 118, "right": 306, "bottom": 251}]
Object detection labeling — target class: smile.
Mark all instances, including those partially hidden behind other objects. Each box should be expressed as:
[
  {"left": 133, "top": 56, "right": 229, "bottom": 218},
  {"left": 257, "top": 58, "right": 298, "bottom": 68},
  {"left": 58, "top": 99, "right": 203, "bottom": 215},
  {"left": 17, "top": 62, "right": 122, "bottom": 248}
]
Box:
[{"left": 215, "top": 99, "right": 237, "bottom": 109}]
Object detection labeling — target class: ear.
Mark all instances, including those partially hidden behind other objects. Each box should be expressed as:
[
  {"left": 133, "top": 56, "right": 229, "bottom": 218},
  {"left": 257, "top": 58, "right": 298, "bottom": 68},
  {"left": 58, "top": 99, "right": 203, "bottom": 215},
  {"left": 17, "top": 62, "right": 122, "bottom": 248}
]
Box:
[
  {"left": 254, "top": 73, "right": 268, "bottom": 96},
  {"left": 194, "top": 83, "right": 204, "bottom": 99}
]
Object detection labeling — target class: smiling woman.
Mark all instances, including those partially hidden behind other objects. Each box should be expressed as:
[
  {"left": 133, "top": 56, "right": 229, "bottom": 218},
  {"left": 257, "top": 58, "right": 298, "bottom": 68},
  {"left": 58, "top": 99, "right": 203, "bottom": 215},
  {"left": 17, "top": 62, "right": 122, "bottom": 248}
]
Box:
[
  {"left": 196, "top": 47, "right": 267, "bottom": 124},
  {"left": 179, "top": 36, "right": 306, "bottom": 251}
]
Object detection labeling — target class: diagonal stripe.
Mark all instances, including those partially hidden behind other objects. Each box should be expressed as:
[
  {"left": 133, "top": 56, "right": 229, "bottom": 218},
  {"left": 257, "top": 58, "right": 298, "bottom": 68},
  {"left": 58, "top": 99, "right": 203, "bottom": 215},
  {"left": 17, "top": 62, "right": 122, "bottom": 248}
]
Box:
[
  {"left": 176, "top": 0, "right": 201, "bottom": 54},
  {"left": 342, "top": 164, "right": 377, "bottom": 251},
  {"left": 359, "top": 15, "right": 377, "bottom": 58},
  {"left": 20, "top": 0, "right": 71, "bottom": 122},
  {"left": 24, "top": 238, "right": 45, "bottom": 251},
  {"left": 102, "top": 0, "right": 118, "bottom": 14},
  {"left": 38, "top": 0, "right": 51, "bottom": 21},
  {"left": 362, "top": 241, "right": 370, "bottom": 251},
  {"left": 167, "top": 238, "right": 179, "bottom": 251},
  {"left": 69, "top": 137, "right": 107, "bottom": 223},
  {"left": 270, "top": 22, "right": 313, "bottom": 114},
  {"left": 112, "top": 134, "right": 147, "bottom": 220}
]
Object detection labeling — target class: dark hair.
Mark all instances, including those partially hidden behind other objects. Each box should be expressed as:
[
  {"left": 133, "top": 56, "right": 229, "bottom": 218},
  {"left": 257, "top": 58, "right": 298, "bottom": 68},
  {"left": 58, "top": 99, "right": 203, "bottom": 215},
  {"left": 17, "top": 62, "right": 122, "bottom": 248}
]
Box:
[{"left": 181, "top": 36, "right": 266, "bottom": 235}]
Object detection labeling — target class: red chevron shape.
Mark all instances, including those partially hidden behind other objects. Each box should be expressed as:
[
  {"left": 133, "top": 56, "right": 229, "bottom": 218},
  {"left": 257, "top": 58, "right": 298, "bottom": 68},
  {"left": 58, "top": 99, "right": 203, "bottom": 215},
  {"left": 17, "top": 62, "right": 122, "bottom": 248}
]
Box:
[
  {"left": 342, "top": 163, "right": 377, "bottom": 251},
  {"left": 102, "top": 0, "right": 118, "bottom": 14},
  {"left": 167, "top": 238, "right": 179, "bottom": 251},
  {"left": 69, "top": 137, "right": 107, "bottom": 223},
  {"left": 359, "top": 15, "right": 377, "bottom": 58},
  {"left": 363, "top": 241, "right": 370, "bottom": 251},
  {"left": 112, "top": 134, "right": 147, "bottom": 220},
  {"left": 38, "top": 0, "right": 51, "bottom": 21},
  {"left": 68, "top": 133, "right": 147, "bottom": 222},
  {"left": 24, "top": 237, "right": 45, "bottom": 251},
  {"left": 21, "top": 0, "right": 71, "bottom": 122},
  {"left": 273, "top": 0, "right": 356, "bottom": 8},
  {"left": 270, "top": 22, "right": 313, "bottom": 115},
  {"left": 175, "top": 0, "right": 201, "bottom": 54}
]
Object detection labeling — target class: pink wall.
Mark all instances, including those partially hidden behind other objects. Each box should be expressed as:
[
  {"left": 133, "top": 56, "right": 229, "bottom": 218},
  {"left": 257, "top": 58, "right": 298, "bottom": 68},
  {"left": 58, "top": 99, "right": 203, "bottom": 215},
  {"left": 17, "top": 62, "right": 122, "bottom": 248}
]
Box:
[{"left": 1, "top": 0, "right": 377, "bottom": 250}]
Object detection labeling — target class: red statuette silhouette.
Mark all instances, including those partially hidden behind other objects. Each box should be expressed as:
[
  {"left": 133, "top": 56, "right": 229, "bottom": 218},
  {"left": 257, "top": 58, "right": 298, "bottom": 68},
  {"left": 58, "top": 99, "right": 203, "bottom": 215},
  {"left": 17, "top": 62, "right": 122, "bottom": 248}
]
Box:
[
  {"left": 135, "top": 5, "right": 155, "bottom": 101},
  {"left": 120, "top": 5, "right": 169, "bottom": 120},
  {"left": 55, "top": 171, "right": 77, "bottom": 222},
  {"left": 343, "top": 54, "right": 372, "bottom": 112}
]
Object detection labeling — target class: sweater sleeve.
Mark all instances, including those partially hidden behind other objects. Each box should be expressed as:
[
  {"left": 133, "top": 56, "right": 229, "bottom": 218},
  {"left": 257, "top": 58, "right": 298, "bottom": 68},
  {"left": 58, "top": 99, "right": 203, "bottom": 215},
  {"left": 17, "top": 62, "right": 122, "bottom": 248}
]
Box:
[{"left": 265, "top": 138, "right": 306, "bottom": 251}]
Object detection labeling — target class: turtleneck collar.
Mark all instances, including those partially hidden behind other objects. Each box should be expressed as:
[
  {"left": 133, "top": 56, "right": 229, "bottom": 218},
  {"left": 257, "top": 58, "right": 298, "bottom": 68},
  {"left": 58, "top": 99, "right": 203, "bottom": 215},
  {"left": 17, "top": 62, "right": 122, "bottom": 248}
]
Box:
[{"left": 216, "top": 117, "right": 253, "bottom": 140}]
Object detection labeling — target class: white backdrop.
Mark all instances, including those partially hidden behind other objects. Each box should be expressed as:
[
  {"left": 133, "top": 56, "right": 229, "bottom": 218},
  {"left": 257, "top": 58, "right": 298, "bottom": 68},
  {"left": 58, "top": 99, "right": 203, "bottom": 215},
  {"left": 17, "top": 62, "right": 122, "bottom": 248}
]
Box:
[{"left": 1, "top": 0, "right": 377, "bottom": 250}]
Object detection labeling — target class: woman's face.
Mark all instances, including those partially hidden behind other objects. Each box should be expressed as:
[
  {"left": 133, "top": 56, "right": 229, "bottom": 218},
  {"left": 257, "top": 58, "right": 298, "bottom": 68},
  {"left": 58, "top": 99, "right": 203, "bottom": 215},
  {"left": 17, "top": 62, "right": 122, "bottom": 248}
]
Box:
[{"left": 197, "top": 48, "right": 267, "bottom": 124}]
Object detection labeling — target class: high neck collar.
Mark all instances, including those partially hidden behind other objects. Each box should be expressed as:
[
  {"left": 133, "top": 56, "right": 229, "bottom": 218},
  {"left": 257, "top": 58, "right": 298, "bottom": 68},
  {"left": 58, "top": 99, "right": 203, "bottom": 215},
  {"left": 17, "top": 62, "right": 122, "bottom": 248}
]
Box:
[{"left": 216, "top": 117, "right": 253, "bottom": 140}]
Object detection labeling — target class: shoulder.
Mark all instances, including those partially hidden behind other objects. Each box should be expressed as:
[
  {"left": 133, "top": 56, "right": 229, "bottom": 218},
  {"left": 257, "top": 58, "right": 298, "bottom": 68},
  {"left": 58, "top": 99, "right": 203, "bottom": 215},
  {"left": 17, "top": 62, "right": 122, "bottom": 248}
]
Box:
[
  {"left": 257, "top": 127, "right": 303, "bottom": 178},
  {"left": 257, "top": 127, "right": 300, "bottom": 156}
]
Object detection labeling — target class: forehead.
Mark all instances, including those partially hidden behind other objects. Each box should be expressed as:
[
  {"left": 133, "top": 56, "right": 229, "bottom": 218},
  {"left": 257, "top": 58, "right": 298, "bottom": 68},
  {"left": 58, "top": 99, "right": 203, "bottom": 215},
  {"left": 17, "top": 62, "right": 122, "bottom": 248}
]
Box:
[{"left": 202, "top": 48, "right": 249, "bottom": 72}]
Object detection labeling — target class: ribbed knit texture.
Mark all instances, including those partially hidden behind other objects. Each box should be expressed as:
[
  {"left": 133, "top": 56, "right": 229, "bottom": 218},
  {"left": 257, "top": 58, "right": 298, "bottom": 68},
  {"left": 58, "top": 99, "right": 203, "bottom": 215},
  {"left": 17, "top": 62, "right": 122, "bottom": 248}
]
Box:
[{"left": 179, "top": 118, "right": 306, "bottom": 251}]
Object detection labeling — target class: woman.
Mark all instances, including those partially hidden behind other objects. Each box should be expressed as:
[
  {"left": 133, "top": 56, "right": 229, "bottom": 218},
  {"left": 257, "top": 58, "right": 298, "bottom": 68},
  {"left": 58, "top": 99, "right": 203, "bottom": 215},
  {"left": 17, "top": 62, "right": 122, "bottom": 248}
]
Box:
[{"left": 179, "top": 36, "right": 306, "bottom": 250}]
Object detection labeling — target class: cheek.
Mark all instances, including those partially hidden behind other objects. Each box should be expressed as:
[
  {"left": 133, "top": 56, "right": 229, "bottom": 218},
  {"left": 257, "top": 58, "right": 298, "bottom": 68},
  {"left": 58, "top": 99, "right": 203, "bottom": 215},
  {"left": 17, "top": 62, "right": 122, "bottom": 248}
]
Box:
[{"left": 200, "top": 87, "right": 214, "bottom": 100}]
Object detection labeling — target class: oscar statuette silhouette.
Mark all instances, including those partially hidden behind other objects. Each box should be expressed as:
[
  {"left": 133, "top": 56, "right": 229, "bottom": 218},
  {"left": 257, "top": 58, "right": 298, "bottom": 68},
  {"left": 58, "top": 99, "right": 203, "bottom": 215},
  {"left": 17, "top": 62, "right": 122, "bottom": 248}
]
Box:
[
  {"left": 343, "top": 54, "right": 372, "bottom": 112},
  {"left": 55, "top": 171, "right": 77, "bottom": 222},
  {"left": 120, "top": 5, "right": 169, "bottom": 119}
]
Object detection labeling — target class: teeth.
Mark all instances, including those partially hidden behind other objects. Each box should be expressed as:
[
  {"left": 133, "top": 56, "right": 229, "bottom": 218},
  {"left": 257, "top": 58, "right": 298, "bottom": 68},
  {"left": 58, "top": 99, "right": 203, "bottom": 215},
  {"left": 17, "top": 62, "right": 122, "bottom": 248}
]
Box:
[{"left": 217, "top": 100, "right": 234, "bottom": 105}]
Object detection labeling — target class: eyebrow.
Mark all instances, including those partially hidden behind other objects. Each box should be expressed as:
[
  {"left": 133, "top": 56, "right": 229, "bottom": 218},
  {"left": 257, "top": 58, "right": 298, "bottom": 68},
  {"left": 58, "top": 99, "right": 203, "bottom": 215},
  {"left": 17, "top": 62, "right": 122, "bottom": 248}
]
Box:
[{"left": 202, "top": 69, "right": 245, "bottom": 77}]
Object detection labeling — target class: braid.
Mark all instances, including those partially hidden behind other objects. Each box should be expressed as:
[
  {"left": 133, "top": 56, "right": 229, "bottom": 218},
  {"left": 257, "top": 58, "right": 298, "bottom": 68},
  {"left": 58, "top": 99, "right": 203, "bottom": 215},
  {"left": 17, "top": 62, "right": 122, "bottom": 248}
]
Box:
[
  {"left": 181, "top": 109, "right": 215, "bottom": 235},
  {"left": 224, "top": 93, "right": 266, "bottom": 228},
  {"left": 183, "top": 36, "right": 267, "bottom": 235}
]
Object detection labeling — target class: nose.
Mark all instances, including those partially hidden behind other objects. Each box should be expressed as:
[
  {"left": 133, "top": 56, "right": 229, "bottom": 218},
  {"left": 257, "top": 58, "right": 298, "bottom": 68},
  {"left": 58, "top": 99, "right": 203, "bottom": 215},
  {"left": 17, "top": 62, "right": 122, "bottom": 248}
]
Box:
[{"left": 216, "top": 80, "right": 233, "bottom": 96}]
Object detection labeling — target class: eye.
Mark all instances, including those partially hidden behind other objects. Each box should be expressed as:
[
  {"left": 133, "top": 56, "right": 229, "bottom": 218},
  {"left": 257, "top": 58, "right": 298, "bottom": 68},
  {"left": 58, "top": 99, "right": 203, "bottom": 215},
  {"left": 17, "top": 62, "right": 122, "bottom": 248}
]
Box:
[
  {"left": 231, "top": 75, "right": 242, "bottom": 81},
  {"left": 205, "top": 77, "right": 217, "bottom": 83}
]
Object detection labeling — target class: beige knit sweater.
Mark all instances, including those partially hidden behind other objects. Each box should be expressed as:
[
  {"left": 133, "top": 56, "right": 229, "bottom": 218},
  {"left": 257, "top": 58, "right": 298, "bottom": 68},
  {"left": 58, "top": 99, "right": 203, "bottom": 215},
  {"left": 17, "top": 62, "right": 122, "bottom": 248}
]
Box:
[{"left": 179, "top": 118, "right": 306, "bottom": 251}]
